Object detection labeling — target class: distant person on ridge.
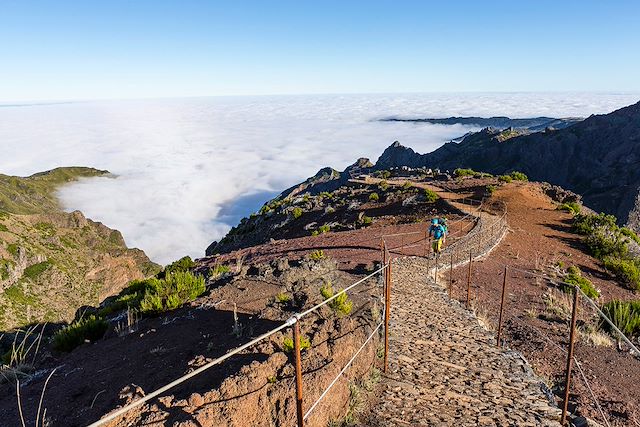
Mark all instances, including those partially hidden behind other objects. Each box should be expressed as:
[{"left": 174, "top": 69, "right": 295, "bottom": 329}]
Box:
[{"left": 429, "top": 218, "right": 446, "bottom": 254}]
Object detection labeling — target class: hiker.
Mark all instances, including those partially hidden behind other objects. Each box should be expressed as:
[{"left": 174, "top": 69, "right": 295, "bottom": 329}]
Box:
[{"left": 429, "top": 218, "right": 447, "bottom": 254}]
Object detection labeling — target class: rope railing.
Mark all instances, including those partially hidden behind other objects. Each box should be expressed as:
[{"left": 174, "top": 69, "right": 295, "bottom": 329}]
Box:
[{"left": 87, "top": 263, "right": 391, "bottom": 427}]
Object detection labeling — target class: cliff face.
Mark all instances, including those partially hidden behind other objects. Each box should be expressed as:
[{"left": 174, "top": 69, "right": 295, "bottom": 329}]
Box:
[
  {"left": 0, "top": 167, "right": 160, "bottom": 330},
  {"left": 375, "top": 101, "right": 640, "bottom": 226}
]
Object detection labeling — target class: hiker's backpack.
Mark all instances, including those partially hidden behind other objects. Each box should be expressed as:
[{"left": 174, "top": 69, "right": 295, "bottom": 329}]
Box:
[{"left": 431, "top": 224, "right": 445, "bottom": 239}]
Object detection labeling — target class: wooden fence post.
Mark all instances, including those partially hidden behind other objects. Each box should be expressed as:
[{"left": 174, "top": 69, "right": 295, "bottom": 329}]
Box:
[
  {"left": 384, "top": 261, "right": 392, "bottom": 373},
  {"left": 561, "top": 289, "right": 579, "bottom": 426},
  {"left": 496, "top": 266, "right": 508, "bottom": 346},
  {"left": 466, "top": 249, "right": 473, "bottom": 308},
  {"left": 293, "top": 321, "right": 304, "bottom": 427}
]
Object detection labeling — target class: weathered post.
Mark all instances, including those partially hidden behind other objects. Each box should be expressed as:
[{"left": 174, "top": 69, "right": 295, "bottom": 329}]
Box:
[
  {"left": 466, "top": 249, "right": 473, "bottom": 308},
  {"left": 434, "top": 252, "right": 439, "bottom": 285},
  {"left": 380, "top": 238, "right": 385, "bottom": 267},
  {"left": 496, "top": 266, "right": 508, "bottom": 347},
  {"left": 561, "top": 289, "right": 579, "bottom": 426},
  {"left": 293, "top": 321, "right": 305, "bottom": 427},
  {"left": 384, "top": 261, "right": 392, "bottom": 373},
  {"left": 449, "top": 250, "right": 454, "bottom": 298}
]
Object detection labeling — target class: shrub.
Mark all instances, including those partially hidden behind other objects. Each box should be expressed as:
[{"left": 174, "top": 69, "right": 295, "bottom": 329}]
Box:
[
  {"left": 573, "top": 213, "right": 617, "bottom": 236},
  {"left": 259, "top": 205, "right": 271, "bottom": 215},
  {"left": 53, "top": 315, "right": 108, "bottom": 352},
  {"left": 275, "top": 293, "right": 291, "bottom": 303},
  {"left": 498, "top": 175, "right": 513, "bottom": 183},
  {"left": 282, "top": 336, "right": 311, "bottom": 353},
  {"left": 292, "top": 207, "right": 303, "bottom": 219},
  {"left": 308, "top": 249, "right": 326, "bottom": 260},
  {"left": 453, "top": 168, "right": 476, "bottom": 178},
  {"left": 311, "top": 224, "right": 331, "bottom": 236},
  {"left": 562, "top": 266, "right": 599, "bottom": 299},
  {"left": 379, "top": 170, "right": 391, "bottom": 179},
  {"left": 509, "top": 171, "right": 528, "bottom": 181},
  {"left": 585, "top": 227, "right": 629, "bottom": 260},
  {"left": 424, "top": 189, "right": 439, "bottom": 203},
  {"left": 210, "top": 264, "right": 231, "bottom": 278},
  {"left": 621, "top": 227, "right": 640, "bottom": 244},
  {"left": 603, "top": 257, "right": 640, "bottom": 291},
  {"left": 358, "top": 215, "right": 373, "bottom": 227},
  {"left": 159, "top": 256, "right": 196, "bottom": 278},
  {"left": 369, "top": 192, "right": 379, "bottom": 202},
  {"left": 600, "top": 300, "right": 640, "bottom": 338},
  {"left": 558, "top": 202, "right": 581, "bottom": 215},
  {"left": 486, "top": 185, "right": 497, "bottom": 195},
  {"left": 125, "top": 271, "right": 207, "bottom": 314},
  {"left": 378, "top": 181, "right": 389, "bottom": 192},
  {"left": 320, "top": 282, "right": 353, "bottom": 316}
]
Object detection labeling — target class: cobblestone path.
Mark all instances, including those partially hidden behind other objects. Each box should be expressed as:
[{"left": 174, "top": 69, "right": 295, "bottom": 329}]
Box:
[{"left": 366, "top": 257, "right": 562, "bottom": 427}]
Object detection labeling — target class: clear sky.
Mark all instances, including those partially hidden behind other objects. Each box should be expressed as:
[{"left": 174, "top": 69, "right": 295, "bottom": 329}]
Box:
[{"left": 1, "top": 0, "right": 639, "bottom": 102}]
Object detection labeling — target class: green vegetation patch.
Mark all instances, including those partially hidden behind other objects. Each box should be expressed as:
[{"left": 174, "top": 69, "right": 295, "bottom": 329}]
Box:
[
  {"left": 561, "top": 266, "right": 599, "bottom": 299},
  {"left": 311, "top": 224, "right": 331, "bottom": 236},
  {"left": 53, "top": 315, "right": 109, "bottom": 352},
  {"left": 558, "top": 202, "right": 581, "bottom": 215},
  {"left": 423, "top": 188, "right": 439, "bottom": 203},
  {"left": 498, "top": 175, "right": 513, "bottom": 183},
  {"left": 320, "top": 282, "right": 353, "bottom": 316},
  {"left": 368, "top": 192, "right": 379, "bottom": 202},
  {"left": 600, "top": 300, "right": 640, "bottom": 338},
  {"left": 282, "top": 335, "right": 311, "bottom": 353},
  {"left": 308, "top": 249, "right": 326, "bottom": 260},
  {"left": 22, "top": 261, "right": 51, "bottom": 280},
  {"left": 0, "top": 223, "right": 8, "bottom": 232},
  {"left": 292, "top": 207, "right": 303, "bottom": 219},
  {"left": 509, "top": 171, "right": 528, "bottom": 181},
  {"left": 0, "top": 258, "right": 14, "bottom": 280}
]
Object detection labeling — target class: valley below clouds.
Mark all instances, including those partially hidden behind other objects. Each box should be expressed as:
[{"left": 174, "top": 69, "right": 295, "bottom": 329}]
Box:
[{"left": 1, "top": 92, "right": 638, "bottom": 263}]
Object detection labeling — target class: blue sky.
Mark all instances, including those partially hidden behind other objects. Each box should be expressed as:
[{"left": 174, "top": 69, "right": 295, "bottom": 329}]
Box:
[{"left": 1, "top": 0, "right": 639, "bottom": 101}]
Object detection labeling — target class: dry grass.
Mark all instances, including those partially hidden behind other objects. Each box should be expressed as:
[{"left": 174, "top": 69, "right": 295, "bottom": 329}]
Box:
[
  {"left": 0, "top": 323, "right": 46, "bottom": 384},
  {"left": 541, "top": 289, "right": 572, "bottom": 320},
  {"left": 579, "top": 326, "right": 614, "bottom": 347},
  {"left": 470, "top": 300, "right": 494, "bottom": 331}
]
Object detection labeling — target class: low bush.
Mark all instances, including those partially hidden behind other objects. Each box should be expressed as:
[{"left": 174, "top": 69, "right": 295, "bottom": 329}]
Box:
[
  {"left": 320, "top": 282, "right": 353, "bottom": 316},
  {"left": 139, "top": 271, "right": 206, "bottom": 313},
  {"left": 401, "top": 182, "right": 413, "bottom": 190},
  {"left": 378, "top": 180, "right": 389, "bottom": 192},
  {"left": 509, "top": 171, "right": 528, "bottom": 181},
  {"left": 562, "top": 266, "right": 599, "bottom": 299},
  {"left": 292, "top": 207, "right": 303, "bottom": 219},
  {"left": 485, "top": 185, "right": 497, "bottom": 195},
  {"left": 369, "top": 192, "right": 379, "bottom": 202},
  {"left": 558, "top": 202, "right": 581, "bottom": 215},
  {"left": 603, "top": 257, "right": 640, "bottom": 291},
  {"left": 275, "top": 293, "right": 291, "bottom": 303},
  {"left": 600, "top": 300, "right": 640, "bottom": 338},
  {"left": 358, "top": 214, "right": 373, "bottom": 227},
  {"left": 308, "top": 249, "right": 326, "bottom": 260},
  {"left": 159, "top": 256, "right": 196, "bottom": 279},
  {"left": 423, "top": 188, "right": 439, "bottom": 203},
  {"left": 53, "top": 315, "right": 108, "bottom": 352},
  {"left": 453, "top": 168, "right": 476, "bottom": 178},
  {"left": 498, "top": 175, "right": 513, "bottom": 183},
  {"left": 282, "top": 336, "right": 311, "bottom": 353},
  {"left": 311, "top": 224, "right": 331, "bottom": 236}
]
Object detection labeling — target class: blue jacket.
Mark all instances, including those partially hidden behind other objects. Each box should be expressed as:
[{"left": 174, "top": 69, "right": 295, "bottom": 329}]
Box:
[{"left": 429, "top": 224, "right": 446, "bottom": 239}]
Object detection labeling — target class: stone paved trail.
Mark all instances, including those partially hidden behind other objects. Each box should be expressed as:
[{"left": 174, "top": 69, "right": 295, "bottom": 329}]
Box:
[{"left": 366, "top": 257, "right": 562, "bottom": 427}]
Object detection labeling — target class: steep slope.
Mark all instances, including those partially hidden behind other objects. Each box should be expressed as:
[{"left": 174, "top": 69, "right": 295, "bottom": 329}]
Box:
[
  {"left": 375, "top": 100, "right": 640, "bottom": 227},
  {"left": 0, "top": 167, "right": 159, "bottom": 330}
]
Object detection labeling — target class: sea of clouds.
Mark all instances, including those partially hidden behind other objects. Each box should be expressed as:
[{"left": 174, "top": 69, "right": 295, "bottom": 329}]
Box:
[{"left": 1, "top": 92, "right": 638, "bottom": 264}]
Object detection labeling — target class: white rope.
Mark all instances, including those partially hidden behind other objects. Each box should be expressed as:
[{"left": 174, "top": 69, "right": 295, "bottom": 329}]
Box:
[{"left": 303, "top": 321, "right": 383, "bottom": 420}]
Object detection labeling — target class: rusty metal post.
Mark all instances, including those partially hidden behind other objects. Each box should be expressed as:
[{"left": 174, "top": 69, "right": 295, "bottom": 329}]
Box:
[
  {"left": 496, "top": 266, "right": 508, "bottom": 347},
  {"left": 434, "top": 252, "right": 439, "bottom": 285},
  {"left": 449, "top": 250, "right": 454, "bottom": 298},
  {"left": 561, "top": 289, "right": 579, "bottom": 426},
  {"left": 424, "top": 229, "right": 428, "bottom": 257},
  {"left": 380, "top": 238, "right": 385, "bottom": 267},
  {"left": 466, "top": 249, "right": 473, "bottom": 308},
  {"left": 293, "top": 321, "right": 305, "bottom": 427},
  {"left": 384, "top": 260, "right": 392, "bottom": 373}
]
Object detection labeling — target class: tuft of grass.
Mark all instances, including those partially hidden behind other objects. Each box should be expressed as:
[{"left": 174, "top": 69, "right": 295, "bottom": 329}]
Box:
[
  {"left": 423, "top": 188, "right": 439, "bottom": 203},
  {"left": 401, "top": 181, "right": 413, "bottom": 190},
  {"left": 282, "top": 336, "right": 311, "bottom": 353},
  {"left": 368, "top": 192, "right": 379, "bottom": 202},
  {"left": 320, "top": 282, "right": 353, "bottom": 316},
  {"left": 378, "top": 180, "right": 389, "bottom": 192},
  {"left": 292, "top": 207, "right": 303, "bottom": 219},
  {"left": 600, "top": 300, "right": 640, "bottom": 338},
  {"left": 498, "top": 175, "right": 513, "bottom": 183},
  {"left": 558, "top": 202, "right": 581, "bottom": 215},
  {"left": 209, "top": 264, "right": 231, "bottom": 278},
  {"left": 139, "top": 271, "right": 206, "bottom": 313},
  {"left": 486, "top": 185, "right": 497, "bottom": 195},
  {"left": 308, "top": 249, "right": 326, "bottom": 260},
  {"left": 52, "top": 315, "right": 108, "bottom": 352},
  {"left": 509, "top": 171, "right": 528, "bottom": 181},
  {"left": 275, "top": 293, "right": 291, "bottom": 303},
  {"left": 311, "top": 224, "right": 331, "bottom": 236}
]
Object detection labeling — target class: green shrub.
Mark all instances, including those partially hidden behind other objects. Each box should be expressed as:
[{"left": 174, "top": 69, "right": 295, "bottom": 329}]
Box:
[
  {"left": 358, "top": 215, "right": 373, "bottom": 227},
  {"left": 573, "top": 213, "right": 617, "bottom": 236},
  {"left": 558, "top": 202, "right": 581, "bottom": 215},
  {"left": 159, "top": 256, "right": 196, "bottom": 278},
  {"left": 378, "top": 170, "right": 391, "bottom": 179},
  {"left": 320, "top": 282, "right": 353, "bottom": 316},
  {"left": 562, "top": 266, "right": 599, "bottom": 299},
  {"left": 585, "top": 227, "right": 629, "bottom": 260},
  {"left": 378, "top": 181, "right": 389, "bottom": 192},
  {"left": 7, "top": 243, "right": 19, "bottom": 256},
  {"left": 509, "top": 171, "right": 528, "bottom": 181},
  {"left": 259, "top": 205, "right": 271, "bottom": 215},
  {"left": 369, "top": 192, "right": 379, "bottom": 202},
  {"left": 453, "top": 168, "right": 476, "bottom": 178},
  {"left": 600, "top": 300, "right": 640, "bottom": 338},
  {"left": 621, "top": 227, "right": 640, "bottom": 244},
  {"left": 53, "top": 315, "right": 108, "bottom": 352},
  {"left": 292, "top": 207, "right": 303, "bottom": 219},
  {"left": 311, "top": 224, "right": 331, "bottom": 236},
  {"left": 486, "top": 185, "right": 497, "bottom": 195},
  {"left": 282, "top": 336, "right": 311, "bottom": 353},
  {"left": 276, "top": 293, "right": 291, "bottom": 303},
  {"left": 603, "top": 257, "right": 640, "bottom": 291},
  {"left": 498, "top": 175, "right": 513, "bottom": 183},
  {"left": 0, "top": 223, "right": 7, "bottom": 232},
  {"left": 139, "top": 271, "right": 205, "bottom": 313},
  {"left": 424, "top": 189, "right": 439, "bottom": 203},
  {"left": 308, "top": 249, "right": 325, "bottom": 260},
  {"left": 22, "top": 261, "right": 51, "bottom": 280},
  {"left": 210, "top": 264, "right": 231, "bottom": 278}
]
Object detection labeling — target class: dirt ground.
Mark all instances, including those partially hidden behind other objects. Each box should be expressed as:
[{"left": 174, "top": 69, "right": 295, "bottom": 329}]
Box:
[{"left": 448, "top": 182, "right": 639, "bottom": 426}]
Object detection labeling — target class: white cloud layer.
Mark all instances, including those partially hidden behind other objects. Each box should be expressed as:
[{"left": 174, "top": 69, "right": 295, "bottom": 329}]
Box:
[{"left": 1, "top": 92, "right": 638, "bottom": 264}]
